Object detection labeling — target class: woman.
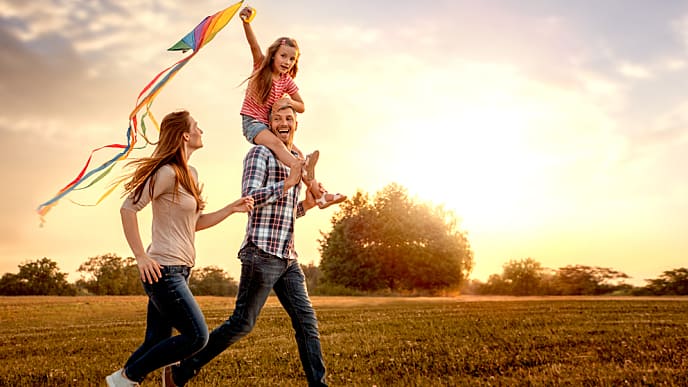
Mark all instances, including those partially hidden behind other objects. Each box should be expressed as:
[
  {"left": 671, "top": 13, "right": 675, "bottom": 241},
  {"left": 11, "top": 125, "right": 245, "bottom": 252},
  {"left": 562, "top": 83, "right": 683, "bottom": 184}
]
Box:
[{"left": 106, "top": 110, "right": 253, "bottom": 387}]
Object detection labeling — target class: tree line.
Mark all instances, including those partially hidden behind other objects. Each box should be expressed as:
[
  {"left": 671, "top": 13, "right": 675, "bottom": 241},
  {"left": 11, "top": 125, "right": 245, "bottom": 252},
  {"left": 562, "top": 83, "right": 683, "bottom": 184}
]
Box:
[
  {"left": 2, "top": 184, "right": 686, "bottom": 296},
  {"left": 0, "top": 255, "right": 238, "bottom": 296},
  {"left": 464, "top": 258, "right": 688, "bottom": 296}
]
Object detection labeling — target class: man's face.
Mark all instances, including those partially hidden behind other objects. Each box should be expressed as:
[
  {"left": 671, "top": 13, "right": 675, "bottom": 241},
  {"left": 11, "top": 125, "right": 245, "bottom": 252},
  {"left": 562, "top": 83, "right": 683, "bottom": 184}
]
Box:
[{"left": 270, "top": 107, "right": 297, "bottom": 147}]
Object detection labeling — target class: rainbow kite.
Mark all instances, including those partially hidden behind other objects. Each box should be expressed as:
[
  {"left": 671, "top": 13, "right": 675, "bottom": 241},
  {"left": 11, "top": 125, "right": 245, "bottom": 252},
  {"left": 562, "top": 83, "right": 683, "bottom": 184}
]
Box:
[{"left": 36, "top": 1, "right": 246, "bottom": 224}]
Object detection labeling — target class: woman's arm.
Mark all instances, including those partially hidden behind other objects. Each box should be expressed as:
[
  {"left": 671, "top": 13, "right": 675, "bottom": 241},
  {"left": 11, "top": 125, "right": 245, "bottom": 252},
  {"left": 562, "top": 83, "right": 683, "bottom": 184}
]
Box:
[
  {"left": 196, "top": 196, "right": 254, "bottom": 231},
  {"left": 120, "top": 207, "right": 162, "bottom": 284}
]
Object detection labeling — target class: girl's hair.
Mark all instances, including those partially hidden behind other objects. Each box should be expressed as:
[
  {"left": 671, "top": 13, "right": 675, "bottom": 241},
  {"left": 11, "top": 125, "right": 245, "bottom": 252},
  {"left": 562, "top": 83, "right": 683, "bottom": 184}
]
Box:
[
  {"left": 248, "top": 37, "right": 299, "bottom": 105},
  {"left": 122, "top": 110, "right": 205, "bottom": 211}
]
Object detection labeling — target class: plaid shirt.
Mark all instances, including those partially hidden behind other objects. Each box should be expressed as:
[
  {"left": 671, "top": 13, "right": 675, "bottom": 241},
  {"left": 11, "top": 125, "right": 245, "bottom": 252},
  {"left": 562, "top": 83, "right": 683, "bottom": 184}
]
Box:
[{"left": 240, "top": 145, "right": 305, "bottom": 259}]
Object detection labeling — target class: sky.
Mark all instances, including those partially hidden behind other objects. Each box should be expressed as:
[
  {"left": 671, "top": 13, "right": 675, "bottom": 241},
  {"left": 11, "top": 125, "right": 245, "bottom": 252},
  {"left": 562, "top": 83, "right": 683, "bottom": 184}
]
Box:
[{"left": 1, "top": 0, "right": 687, "bottom": 287}]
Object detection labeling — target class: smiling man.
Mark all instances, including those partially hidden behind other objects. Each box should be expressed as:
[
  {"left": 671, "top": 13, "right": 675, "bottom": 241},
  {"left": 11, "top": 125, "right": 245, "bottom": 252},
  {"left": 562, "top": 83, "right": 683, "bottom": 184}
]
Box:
[{"left": 165, "top": 104, "right": 328, "bottom": 387}]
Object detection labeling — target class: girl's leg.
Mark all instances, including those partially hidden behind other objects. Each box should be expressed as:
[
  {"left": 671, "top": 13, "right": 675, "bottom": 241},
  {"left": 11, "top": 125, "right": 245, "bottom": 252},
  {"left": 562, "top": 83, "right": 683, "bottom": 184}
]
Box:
[
  {"left": 254, "top": 129, "right": 303, "bottom": 169},
  {"left": 243, "top": 114, "right": 306, "bottom": 170},
  {"left": 296, "top": 149, "right": 347, "bottom": 209},
  {"left": 306, "top": 178, "right": 347, "bottom": 209}
]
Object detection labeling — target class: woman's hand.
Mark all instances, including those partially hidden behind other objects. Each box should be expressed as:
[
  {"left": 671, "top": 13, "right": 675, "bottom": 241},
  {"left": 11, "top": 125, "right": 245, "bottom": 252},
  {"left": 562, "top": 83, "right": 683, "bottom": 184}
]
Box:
[
  {"left": 231, "top": 196, "right": 254, "bottom": 213},
  {"left": 136, "top": 254, "right": 162, "bottom": 284}
]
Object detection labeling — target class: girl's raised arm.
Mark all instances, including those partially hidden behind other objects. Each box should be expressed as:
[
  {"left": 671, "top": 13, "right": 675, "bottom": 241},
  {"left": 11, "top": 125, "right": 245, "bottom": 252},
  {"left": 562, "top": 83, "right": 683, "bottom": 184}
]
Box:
[{"left": 240, "top": 7, "right": 263, "bottom": 64}]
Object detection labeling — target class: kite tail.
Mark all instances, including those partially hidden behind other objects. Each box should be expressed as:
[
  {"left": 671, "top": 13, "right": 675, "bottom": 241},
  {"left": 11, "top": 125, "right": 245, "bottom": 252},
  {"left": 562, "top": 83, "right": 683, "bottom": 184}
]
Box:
[{"left": 36, "top": 1, "right": 245, "bottom": 225}]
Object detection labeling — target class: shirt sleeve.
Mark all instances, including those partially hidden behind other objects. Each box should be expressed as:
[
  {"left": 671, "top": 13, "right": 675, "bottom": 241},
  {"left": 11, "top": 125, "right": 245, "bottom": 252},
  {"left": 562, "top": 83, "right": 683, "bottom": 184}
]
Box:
[
  {"left": 242, "top": 146, "right": 286, "bottom": 208},
  {"left": 285, "top": 76, "right": 299, "bottom": 96},
  {"left": 121, "top": 165, "right": 176, "bottom": 212}
]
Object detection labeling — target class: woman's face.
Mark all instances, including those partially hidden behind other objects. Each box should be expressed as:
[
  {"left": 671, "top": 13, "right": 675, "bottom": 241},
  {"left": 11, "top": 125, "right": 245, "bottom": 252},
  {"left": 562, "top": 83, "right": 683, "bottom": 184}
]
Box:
[
  {"left": 186, "top": 115, "right": 203, "bottom": 150},
  {"left": 272, "top": 45, "right": 298, "bottom": 75}
]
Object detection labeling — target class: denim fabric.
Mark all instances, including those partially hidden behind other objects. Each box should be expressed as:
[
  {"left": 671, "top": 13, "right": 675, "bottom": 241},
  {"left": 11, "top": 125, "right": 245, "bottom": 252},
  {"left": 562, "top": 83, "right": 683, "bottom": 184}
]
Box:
[
  {"left": 124, "top": 265, "right": 209, "bottom": 383},
  {"left": 242, "top": 114, "right": 269, "bottom": 144},
  {"left": 174, "top": 244, "right": 327, "bottom": 386}
]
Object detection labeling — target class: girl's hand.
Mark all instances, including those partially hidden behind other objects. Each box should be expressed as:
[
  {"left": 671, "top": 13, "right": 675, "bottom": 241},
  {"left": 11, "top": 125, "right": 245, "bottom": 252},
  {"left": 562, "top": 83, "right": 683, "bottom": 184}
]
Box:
[
  {"left": 275, "top": 95, "right": 292, "bottom": 110},
  {"left": 136, "top": 254, "right": 162, "bottom": 284},
  {"left": 240, "top": 7, "right": 255, "bottom": 23},
  {"left": 231, "top": 196, "right": 254, "bottom": 213}
]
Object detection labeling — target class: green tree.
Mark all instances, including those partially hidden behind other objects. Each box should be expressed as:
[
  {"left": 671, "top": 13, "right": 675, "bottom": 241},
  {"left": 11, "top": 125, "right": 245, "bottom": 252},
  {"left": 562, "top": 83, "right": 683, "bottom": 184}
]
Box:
[
  {"left": 77, "top": 253, "right": 143, "bottom": 295},
  {"left": 501, "top": 258, "right": 544, "bottom": 296},
  {"left": 644, "top": 268, "right": 688, "bottom": 295},
  {"left": 0, "top": 257, "right": 75, "bottom": 295},
  {"left": 319, "top": 183, "right": 473, "bottom": 293},
  {"left": 301, "top": 262, "right": 323, "bottom": 293},
  {"left": 552, "top": 265, "right": 629, "bottom": 295},
  {"left": 189, "top": 266, "right": 238, "bottom": 296}
]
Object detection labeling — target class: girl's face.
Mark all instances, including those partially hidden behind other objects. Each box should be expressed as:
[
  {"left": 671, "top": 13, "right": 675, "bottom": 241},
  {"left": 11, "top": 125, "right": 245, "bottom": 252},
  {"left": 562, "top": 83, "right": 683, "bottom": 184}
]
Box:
[{"left": 272, "top": 45, "right": 298, "bottom": 75}]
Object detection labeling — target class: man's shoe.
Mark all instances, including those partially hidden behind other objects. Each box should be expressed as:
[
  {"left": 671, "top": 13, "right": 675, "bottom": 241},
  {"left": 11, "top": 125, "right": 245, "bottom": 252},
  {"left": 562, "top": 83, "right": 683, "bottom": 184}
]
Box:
[
  {"left": 105, "top": 369, "right": 139, "bottom": 387},
  {"left": 162, "top": 364, "right": 178, "bottom": 387}
]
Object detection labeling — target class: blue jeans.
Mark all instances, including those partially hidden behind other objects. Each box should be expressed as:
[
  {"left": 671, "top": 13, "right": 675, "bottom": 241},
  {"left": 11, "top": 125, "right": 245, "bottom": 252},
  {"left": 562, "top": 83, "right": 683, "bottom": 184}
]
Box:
[
  {"left": 174, "top": 243, "right": 327, "bottom": 386},
  {"left": 242, "top": 114, "right": 269, "bottom": 144},
  {"left": 123, "top": 265, "right": 209, "bottom": 383}
]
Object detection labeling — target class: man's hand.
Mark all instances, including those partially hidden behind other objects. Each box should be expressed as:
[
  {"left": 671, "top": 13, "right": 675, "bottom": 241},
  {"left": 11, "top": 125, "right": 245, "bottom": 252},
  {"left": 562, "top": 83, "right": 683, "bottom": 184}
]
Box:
[{"left": 285, "top": 159, "right": 304, "bottom": 192}]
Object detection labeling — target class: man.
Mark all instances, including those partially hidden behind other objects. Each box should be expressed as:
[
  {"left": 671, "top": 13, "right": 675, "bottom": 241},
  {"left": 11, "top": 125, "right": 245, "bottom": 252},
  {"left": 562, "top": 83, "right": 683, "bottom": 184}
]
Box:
[{"left": 165, "top": 104, "right": 328, "bottom": 386}]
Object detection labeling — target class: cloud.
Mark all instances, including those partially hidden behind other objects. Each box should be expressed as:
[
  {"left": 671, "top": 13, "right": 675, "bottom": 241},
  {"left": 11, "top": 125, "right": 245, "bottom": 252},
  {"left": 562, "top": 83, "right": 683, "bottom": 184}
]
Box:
[
  {"left": 618, "top": 62, "right": 653, "bottom": 79},
  {"left": 673, "top": 12, "right": 688, "bottom": 51}
]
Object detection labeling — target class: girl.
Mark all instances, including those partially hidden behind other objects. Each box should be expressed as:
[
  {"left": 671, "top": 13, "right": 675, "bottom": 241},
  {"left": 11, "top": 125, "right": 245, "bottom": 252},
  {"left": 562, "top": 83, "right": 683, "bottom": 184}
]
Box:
[
  {"left": 105, "top": 110, "right": 254, "bottom": 387},
  {"left": 238, "top": 6, "right": 345, "bottom": 209}
]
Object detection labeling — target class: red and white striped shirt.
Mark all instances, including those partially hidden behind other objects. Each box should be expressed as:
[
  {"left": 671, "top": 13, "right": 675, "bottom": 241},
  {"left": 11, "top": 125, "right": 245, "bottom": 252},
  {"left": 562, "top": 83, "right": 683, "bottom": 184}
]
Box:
[{"left": 240, "top": 65, "right": 299, "bottom": 124}]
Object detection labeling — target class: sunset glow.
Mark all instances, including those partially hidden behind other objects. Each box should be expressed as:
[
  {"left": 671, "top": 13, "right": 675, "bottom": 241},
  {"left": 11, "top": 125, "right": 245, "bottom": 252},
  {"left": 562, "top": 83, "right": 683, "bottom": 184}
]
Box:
[{"left": 2, "top": 1, "right": 687, "bottom": 286}]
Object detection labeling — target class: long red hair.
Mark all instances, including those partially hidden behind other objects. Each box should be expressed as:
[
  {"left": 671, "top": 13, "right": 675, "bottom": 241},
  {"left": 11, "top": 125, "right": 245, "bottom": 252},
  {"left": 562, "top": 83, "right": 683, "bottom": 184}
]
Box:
[
  {"left": 247, "top": 37, "right": 299, "bottom": 105},
  {"left": 121, "top": 110, "right": 204, "bottom": 211}
]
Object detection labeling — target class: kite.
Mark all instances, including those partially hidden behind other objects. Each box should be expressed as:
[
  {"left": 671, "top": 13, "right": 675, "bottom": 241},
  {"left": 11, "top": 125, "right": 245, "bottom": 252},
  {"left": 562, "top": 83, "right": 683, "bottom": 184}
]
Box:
[{"left": 36, "top": 1, "right": 248, "bottom": 225}]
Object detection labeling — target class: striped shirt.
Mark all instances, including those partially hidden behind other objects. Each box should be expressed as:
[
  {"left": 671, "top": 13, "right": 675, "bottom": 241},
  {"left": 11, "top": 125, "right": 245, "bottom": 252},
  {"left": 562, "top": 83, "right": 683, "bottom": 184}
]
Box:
[
  {"left": 240, "top": 145, "right": 305, "bottom": 259},
  {"left": 240, "top": 63, "right": 299, "bottom": 124}
]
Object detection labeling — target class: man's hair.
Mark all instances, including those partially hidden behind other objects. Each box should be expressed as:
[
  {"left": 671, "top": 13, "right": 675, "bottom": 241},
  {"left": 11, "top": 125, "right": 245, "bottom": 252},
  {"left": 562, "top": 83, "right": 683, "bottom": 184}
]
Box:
[{"left": 268, "top": 104, "right": 297, "bottom": 121}]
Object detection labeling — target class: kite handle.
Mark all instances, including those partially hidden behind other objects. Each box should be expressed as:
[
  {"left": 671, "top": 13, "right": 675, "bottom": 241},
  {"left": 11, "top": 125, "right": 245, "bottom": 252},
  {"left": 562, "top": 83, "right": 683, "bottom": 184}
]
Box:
[{"left": 240, "top": 6, "right": 256, "bottom": 23}]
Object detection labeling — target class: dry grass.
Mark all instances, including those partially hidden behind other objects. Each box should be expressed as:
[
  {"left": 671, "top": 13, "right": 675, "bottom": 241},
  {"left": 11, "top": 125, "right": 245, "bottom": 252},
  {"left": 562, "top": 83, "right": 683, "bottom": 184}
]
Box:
[{"left": 1, "top": 296, "right": 688, "bottom": 386}]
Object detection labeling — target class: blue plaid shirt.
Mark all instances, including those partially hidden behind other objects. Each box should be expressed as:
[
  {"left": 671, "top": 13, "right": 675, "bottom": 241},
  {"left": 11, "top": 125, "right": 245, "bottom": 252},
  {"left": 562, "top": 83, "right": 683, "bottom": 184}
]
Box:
[{"left": 240, "top": 145, "right": 305, "bottom": 259}]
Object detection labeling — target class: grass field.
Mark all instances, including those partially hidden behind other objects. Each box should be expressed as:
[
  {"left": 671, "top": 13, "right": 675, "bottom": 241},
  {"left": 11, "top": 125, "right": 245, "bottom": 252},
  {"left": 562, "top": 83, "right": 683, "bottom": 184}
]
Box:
[{"left": 1, "top": 296, "right": 687, "bottom": 386}]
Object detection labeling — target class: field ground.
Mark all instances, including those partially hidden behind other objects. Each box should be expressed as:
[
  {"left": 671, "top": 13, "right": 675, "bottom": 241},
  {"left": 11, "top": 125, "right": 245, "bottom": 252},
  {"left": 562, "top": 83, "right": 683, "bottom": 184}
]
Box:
[{"left": 1, "top": 296, "right": 688, "bottom": 386}]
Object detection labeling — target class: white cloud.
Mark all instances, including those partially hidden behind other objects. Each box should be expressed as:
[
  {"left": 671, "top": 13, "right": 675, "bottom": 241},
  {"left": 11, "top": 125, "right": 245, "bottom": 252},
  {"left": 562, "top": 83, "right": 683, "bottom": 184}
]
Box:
[{"left": 618, "top": 62, "right": 653, "bottom": 79}]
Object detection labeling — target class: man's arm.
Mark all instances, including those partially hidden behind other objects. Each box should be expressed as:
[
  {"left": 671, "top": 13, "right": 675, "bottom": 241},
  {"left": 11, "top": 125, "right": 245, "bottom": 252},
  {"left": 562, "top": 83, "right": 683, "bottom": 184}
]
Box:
[
  {"left": 242, "top": 146, "right": 301, "bottom": 208},
  {"left": 296, "top": 182, "right": 318, "bottom": 218}
]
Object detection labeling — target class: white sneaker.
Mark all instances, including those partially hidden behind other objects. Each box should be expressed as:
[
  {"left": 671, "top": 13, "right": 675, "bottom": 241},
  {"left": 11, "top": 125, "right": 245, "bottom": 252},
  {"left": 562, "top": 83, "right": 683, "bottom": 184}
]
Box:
[{"left": 106, "top": 368, "right": 140, "bottom": 387}]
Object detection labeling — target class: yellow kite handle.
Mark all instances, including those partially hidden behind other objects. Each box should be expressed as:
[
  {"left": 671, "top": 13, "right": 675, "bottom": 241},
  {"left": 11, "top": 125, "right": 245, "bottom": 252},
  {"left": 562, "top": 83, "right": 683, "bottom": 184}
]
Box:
[{"left": 241, "top": 6, "right": 256, "bottom": 23}]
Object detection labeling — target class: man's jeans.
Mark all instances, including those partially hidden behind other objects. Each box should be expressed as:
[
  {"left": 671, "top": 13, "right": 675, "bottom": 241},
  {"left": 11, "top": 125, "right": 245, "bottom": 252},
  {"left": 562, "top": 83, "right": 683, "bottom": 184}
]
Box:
[
  {"left": 175, "top": 244, "right": 327, "bottom": 386},
  {"left": 124, "top": 265, "right": 209, "bottom": 383}
]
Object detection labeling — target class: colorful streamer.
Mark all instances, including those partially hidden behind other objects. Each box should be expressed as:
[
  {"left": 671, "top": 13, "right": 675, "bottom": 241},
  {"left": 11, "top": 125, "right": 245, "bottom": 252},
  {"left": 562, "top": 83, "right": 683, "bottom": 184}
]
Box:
[{"left": 37, "top": 1, "right": 245, "bottom": 225}]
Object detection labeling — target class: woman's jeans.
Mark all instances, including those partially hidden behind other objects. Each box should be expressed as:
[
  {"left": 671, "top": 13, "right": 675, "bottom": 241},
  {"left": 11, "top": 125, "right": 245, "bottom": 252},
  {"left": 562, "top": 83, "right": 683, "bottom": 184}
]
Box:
[
  {"left": 123, "top": 265, "right": 209, "bottom": 383},
  {"left": 175, "top": 244, "right": 327, "bottom": 386}
]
